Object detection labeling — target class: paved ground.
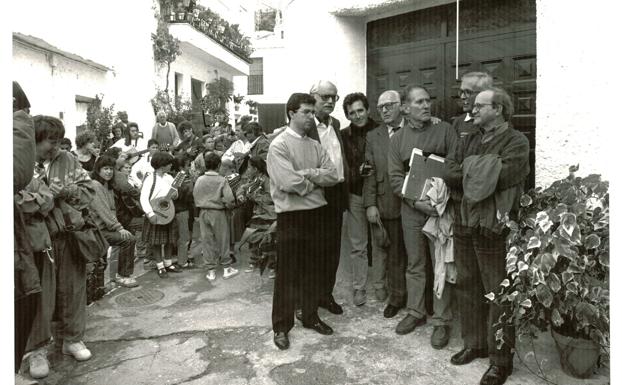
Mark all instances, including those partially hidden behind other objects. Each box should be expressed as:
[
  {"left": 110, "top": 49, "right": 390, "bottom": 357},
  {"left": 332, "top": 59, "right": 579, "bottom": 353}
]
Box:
[{"left": 23, "top": 240, "right": 609, "bottom": 385}]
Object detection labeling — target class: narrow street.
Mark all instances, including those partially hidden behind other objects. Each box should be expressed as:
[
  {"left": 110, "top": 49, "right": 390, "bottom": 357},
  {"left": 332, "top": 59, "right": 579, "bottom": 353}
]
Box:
[{"left": 34, "top": 242, "right": 609, "bottom": 385}]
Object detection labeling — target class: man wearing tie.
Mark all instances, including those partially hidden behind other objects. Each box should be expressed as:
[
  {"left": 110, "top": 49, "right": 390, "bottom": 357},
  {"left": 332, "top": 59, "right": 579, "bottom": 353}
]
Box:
[{"left": 362, "top": 90, "right": 407, "bottom": 318}]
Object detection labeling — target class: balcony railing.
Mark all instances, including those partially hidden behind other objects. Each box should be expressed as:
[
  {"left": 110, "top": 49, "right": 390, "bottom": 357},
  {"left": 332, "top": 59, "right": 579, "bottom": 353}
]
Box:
[{"left": 163, "top": 11, "right": 252, "bottom": 63}]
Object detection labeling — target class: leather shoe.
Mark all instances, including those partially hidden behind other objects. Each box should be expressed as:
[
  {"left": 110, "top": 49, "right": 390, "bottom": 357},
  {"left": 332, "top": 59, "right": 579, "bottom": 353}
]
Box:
[
  {"left": 319, "top": 299, "right": 343, "bottom": 315},
  {"left": 431, "top": 325, "right": 450, "bottom": 349},
  {"left": 383, "top": 304, "right": 403, "bottom": 318},
  {"left": 273, "top": 332, "right": 289, "bottom": 350},
  {"left": 395, "top": 314, "right": 426, "bottom": 335},
  {"left": 450, "top": 347, "right": 489, "bottom": 365},
  {"left": 480, "top": 364, "right": 513, "bottom": 385},
  {"left": 295, "top": 309, "right": 303, "bottom": 322},
  {"left": 302, "top": 319, "right": 334, "bottom": 335}
]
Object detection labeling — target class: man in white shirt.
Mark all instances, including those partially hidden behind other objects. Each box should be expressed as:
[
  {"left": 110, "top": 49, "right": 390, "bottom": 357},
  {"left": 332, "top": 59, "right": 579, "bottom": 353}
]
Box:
[
  {"left": 307, "top": 80, "right": 348, "bottom": 315},
  {"left": 112, "top": 122, "right": 148, "bottom": 154},
  {"left": 221, "top": 123, "right": 252, "bottom": 175}
]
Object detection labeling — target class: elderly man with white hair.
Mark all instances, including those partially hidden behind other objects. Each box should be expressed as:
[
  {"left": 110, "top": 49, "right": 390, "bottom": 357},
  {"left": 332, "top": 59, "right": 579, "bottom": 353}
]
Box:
[{"left": 151, "top": 110, "right": 180, "bottom": 149}]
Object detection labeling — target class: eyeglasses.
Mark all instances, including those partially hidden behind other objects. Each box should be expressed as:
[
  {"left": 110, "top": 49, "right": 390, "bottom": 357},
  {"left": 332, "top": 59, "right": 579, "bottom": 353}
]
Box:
[
  {"left": 296, "top": 109, "right": 315, "bottom": 116},
  {"left": 377, "top": 101, "right": 400, "bottom": 111},
  {"left": 472, "top": 103, "right": 494, "bottom": 111},
  {"left": 315, "top": 94, "right": 340, "bottom": 102},
  {"left": 459, "top": 89, "right": 475, "bottom": 97}
]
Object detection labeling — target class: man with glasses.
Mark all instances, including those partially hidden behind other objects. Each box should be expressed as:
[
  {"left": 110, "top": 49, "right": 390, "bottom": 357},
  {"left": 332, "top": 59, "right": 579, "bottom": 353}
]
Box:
[
  {"left": 388, "top": 85, "right": 456, "bottom": 349},
  {"left": 362, "top": 90, "right": 408, "bottom": 317},
  {"left": 267, "top": 93, "right": 339, "bottom": 350},
  {"left": 307, "top": 80, "right": 348, "bottom": 316},
  {"left": 444, "top": 87, "right": 528, "bottom": 385},
  {"left": 341, "top": 92, "right": 379, "bottom": 306}
]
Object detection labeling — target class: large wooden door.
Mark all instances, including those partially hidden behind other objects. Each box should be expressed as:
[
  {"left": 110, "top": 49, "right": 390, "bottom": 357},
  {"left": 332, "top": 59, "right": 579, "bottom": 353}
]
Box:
[{"left": 367, "top": 0, "right": 537, "bottom": 186}]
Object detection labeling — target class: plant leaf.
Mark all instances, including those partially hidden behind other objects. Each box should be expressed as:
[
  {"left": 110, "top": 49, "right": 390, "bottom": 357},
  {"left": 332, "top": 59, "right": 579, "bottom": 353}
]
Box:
[
  {"left": 561, "top": 271, "right": 574, "bottom": 284},
  {"left": 560, "top": 212, "right": 577, "bottom": 236},
  {"left": 547, "top": 273, "right": 562, "bottom": 293},
  {"left": 599, "top": 251, "right": 609, "bottom": 267},
  {"left": 584, "top": 234, "right": 601, "bottom": 249},
  {"left": 520, "top": 298, "right": 532, "bottom": 308},
  {"left": 520, "top": 194, "right": 533, "bottom": 207},
  {"left": 527, "top": 236, "right": 541, "bottom": 249},
  {"left": 551, "top": 309, "right": 564, "bottom": 327},
  {"left": 484, "top": 292, "right": 495, "bottom": 301},
  {"left": 500, "top": 279, "right": 510, "bottom": 288},
  {"left": 517, "top": 261, "right": 529, "bottom": 273},
  {"left": 535, "top": 284, "right": 553, "bottom": 308},
  {"left": 566, "top": 281, "right": 579, "bottom": 295}
]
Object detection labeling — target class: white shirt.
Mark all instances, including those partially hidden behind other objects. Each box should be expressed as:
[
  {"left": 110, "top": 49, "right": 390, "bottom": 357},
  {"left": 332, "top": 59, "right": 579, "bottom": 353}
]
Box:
[
  {"left": 464, "top": 113, "right": 473, "bottom": 122},
  {"left": 111, "top": 137, "right": 148, "bottom": 153},
  {"left": 222, "top": 139, "right": 252, "bottom": 163},
  {"left": 130, "top": 154, "right": 154, "bottom": 189},
  {"left": 315, "top": 117, "right": 345, "bottom": 182},
  {"left": 387, "top": 118, "right": 405, "bottom": 138}
]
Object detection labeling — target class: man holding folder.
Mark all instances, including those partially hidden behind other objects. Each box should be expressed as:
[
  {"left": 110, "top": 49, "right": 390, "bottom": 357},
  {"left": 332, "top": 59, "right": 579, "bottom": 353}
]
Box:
[{"left": 388, "top": 85, "right": 457, "bottom": 349}]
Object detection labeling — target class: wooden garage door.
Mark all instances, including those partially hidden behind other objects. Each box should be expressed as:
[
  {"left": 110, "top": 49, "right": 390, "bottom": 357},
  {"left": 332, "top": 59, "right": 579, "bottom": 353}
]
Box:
[{"left": 367, "top": 0, "right": 536, "bottom": 187}]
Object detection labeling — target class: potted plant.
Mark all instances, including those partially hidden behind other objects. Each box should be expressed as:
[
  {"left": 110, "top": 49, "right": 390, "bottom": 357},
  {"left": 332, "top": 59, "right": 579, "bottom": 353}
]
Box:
[
  {"left": 493, "top": 166, "right": 609, "bottom": 379},
  {"left": 246, "top": 99, "right": 258, "bottom": 114}
]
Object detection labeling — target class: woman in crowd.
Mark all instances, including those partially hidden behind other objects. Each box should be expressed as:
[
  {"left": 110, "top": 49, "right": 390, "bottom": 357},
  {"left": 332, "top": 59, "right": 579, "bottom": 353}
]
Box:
[
  {"left": 89, "top": 155, "right": 139, "bottom": 288},
  {"left": 140, "top": 151, "right": 183, "bottom": 278},
  {"left": 74, "top": 131, "right": 99, "bottom": 171}
]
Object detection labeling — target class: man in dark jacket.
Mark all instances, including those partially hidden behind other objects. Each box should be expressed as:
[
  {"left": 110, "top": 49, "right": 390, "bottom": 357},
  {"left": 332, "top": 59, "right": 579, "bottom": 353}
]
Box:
[
  {"left": 341, "top": 92, "right": 378, "bottom": 306},
  {"left": 363, "top": 90, "right": 407, "bottom": 318},
  {"left": 445, "top": 87, "right": 529, "bottom": 385}
]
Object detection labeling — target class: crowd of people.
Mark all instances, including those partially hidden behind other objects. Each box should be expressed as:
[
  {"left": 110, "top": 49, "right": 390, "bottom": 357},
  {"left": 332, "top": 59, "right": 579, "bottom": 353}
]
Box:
[{"left": 13, "top": 72, "right": 529, "bottom": 385}]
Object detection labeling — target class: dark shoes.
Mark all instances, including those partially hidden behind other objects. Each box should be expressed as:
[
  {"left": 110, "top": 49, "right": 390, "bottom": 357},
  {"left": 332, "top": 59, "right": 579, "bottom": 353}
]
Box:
[
  {"left": 450, "top": 347, "right": 489, "bottom": 365},
  {"left": 157, "top": 268, "right": 168, "bottom": 278},
  {"left": 273, "top": 332, "right": 289, "bottom": 350},
  {"left": 319, "top": 299, "right": 343, "bottom": 315},
  {"left": 480, "top": 363, "right": 513, "bottom": 385},
  {"left": 431, "top": 325, "right": 450, "bottom": 349},
  {"left": 395, "top": 314, "right": 426, "bottom": 335},
  {"left": 302, "top": 319, "right": 334, "bottom": 335},
  {"left": 166, "top": 263, "right": 183, "bottom": 273},
  {"left": 383, "top": 304, "right": 404, "bottom": 318}
]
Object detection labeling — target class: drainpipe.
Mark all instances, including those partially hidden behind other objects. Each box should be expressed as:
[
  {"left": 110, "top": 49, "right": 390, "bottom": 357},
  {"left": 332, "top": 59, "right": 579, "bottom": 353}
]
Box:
[{"left": 455, "top": 0, "right": 460, "bottom": 80}]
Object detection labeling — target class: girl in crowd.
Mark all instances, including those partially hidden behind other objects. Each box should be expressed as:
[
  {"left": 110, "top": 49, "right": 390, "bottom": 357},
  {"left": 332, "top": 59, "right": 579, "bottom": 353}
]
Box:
[
  {"left": 89, "top": 156, "right": 139, "bottom": 288},
  {"left": 140, "top": 151, "right": 183, "bottom": 278},
  {"left": 74, "top": 131, "right": 99, "bottom": 171}
]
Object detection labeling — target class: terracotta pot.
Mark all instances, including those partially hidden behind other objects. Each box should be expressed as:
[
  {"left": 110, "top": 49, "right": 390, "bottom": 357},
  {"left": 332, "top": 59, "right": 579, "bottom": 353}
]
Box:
[{"left": 551, "top": 328, "right": 600, "bottom": 379}]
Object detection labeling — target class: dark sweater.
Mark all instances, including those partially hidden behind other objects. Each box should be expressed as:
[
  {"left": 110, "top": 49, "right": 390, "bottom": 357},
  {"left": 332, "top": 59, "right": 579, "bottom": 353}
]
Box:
[{"left": 342, "top": 119, "right": 378, "bottom": 196}]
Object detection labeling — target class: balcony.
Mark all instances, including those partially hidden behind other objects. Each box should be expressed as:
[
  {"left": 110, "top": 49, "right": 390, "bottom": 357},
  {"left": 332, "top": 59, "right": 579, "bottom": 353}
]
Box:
[{"left": 163, "top": 11, "right": 252, "bottom": 71}]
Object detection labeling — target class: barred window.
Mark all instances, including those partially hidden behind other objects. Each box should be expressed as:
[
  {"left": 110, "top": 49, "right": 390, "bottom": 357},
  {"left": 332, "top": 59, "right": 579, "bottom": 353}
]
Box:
[{"left": 248, "top": 58, "right": 263, "bottom": 95}]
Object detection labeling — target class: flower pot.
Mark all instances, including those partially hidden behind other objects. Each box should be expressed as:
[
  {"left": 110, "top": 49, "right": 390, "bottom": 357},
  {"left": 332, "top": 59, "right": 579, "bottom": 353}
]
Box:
[
  {"left": 551, "top": 329, "right": 600, "bottom": 379},
  {"left": 177, "top": 12, "right": 186, "bottom": 21},
  {"left": 169, "top": 13, "right": 176, "bottom": 22}
]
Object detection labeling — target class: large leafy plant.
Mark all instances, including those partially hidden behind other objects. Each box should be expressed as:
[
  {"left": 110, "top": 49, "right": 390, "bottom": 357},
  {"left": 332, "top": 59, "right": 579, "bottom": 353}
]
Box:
[
  {"left": 85, "top": 94, "right": 115, "bottom": 149},
  {"left": 492, "top": 166, "right": 609, "bottom": 353}
]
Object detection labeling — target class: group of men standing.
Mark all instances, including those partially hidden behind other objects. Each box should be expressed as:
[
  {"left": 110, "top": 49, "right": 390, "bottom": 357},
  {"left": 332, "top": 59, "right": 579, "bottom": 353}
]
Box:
[{"left": 267, "top": 73, "right": 530, "bottom": 385}]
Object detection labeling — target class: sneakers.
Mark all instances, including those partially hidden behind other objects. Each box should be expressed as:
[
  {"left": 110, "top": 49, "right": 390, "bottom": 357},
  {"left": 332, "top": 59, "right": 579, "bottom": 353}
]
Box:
[
  {"left": 62, "top": 341, "right": 92, "bottom": 361},
  {"left": 157, "top": 267, "right": 168, "bottom": 278},
  {"left": 29, "top": 348, "right": 49, "bottom": 379},
  {"left": 223, "top": 266, "right": 239, "bottom": 279},
  {"left": 206, "top": 269, "right": 216, "bottom": 281},
  {"left": 181, "top": 258, "right": 195, "bottom": 269},
  {"left": 244, "top": 263, "right": 256, "bottom": 273},
  {"left": 115, "top": 274, "right": 139, "bottom": 288}
]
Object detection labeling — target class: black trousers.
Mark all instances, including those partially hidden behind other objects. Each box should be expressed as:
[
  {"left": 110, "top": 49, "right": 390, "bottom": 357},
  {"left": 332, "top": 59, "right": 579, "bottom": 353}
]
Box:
[
  {"left": 454, "top": 225, "right": 515, "bottom": 367},
  {"left": 318, "top": 183, "right": 346, "bottom": 303},
  {"left": 272, "top": 207, "right": 325, "bottom": 333},
  {"left": 15, "top": 292, "right": 40, "bottom": 372}
]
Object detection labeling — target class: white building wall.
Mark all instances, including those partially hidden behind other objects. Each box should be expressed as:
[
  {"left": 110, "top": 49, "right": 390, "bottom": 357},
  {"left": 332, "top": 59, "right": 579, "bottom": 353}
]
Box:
[{"left": 12, "top": 41, "right": 110, "bottom": 141}]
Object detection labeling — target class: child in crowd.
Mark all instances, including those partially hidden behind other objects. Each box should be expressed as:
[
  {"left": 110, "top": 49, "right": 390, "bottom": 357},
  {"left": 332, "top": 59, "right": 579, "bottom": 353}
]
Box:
[
  {"left": 89, "top": 156, "right": 138, "bottom": 288},
  {"left": 132, "top": 139, "right": 160, "bottom": 188},
  {"left": 193, "top": 152, "right": 238, "bottom": 281},
  {"left": 173, "top": 154, "right": 197, "bottom": 268},
  {"left": 236, "top": 156, "right": 277, "bottom": 278},
  {"left": 140, "top": 151, "right": 183, "bottom": 278}
]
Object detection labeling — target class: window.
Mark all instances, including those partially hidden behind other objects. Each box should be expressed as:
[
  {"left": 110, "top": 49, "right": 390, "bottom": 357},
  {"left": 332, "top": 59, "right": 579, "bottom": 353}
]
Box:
[
  {"left": 175, "top": 73, "right": 183, "bottom": 98},
  {"left": 248, "top": 58, "right": 263, "bottom": 95}
]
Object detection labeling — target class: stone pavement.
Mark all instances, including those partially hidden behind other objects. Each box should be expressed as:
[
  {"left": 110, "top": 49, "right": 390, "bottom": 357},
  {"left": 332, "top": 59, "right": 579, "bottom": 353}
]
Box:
[{"left": 26, "top": 245, "right": 609, "bottom": 385}]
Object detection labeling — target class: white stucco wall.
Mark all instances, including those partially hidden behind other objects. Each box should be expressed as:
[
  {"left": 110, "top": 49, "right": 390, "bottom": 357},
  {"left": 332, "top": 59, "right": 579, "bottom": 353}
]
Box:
[
  {"left": 12, "top": 41, "right": 110, "bottom": 141},
  {"left": 534, "top": 2, "right": 612, "bottom": 188}
]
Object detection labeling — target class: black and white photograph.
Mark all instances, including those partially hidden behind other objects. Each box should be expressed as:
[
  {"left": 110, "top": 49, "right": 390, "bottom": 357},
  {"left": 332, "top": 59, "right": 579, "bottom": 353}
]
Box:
[{"left": 7, "top": 0, "right": 615, "bottom": 384}]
